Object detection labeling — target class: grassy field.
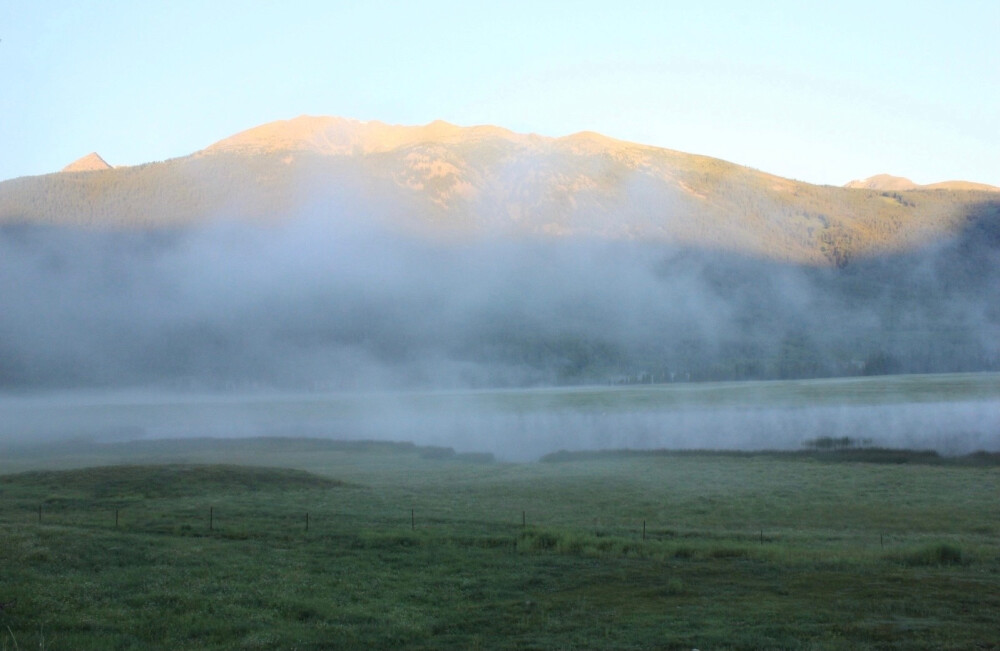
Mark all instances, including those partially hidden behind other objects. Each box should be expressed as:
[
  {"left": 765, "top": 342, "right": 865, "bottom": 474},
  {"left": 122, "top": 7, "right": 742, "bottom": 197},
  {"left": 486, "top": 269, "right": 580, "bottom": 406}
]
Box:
[{"left": 1, "top": 437, "right": 999, "bottom": 650}]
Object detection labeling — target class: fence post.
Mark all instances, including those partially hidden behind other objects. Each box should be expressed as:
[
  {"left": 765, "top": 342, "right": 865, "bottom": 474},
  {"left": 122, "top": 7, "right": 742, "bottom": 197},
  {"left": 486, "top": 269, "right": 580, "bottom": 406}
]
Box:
[
  {"left": 411, "top": 509, "right": 415, "bottom": 531},
  {"left": 522, "top": 511, "right": 526, "bottom": 528},
  {"left": 306, "top": 512, "right": 309, "bottom": 532},
  {"left": 210, "top": 507, "right": 214, "bottom": 531},
  {"left": 642, "top": 520, "right": 646, "bottom": 541},
  {"left": 115, "top": 508, "right": 119, "bottom": 528}
]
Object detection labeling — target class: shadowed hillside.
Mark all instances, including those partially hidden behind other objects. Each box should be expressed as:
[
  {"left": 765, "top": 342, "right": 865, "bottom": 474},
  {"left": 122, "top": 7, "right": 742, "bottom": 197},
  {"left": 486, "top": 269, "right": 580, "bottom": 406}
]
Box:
[{"left": 0, "top": 202, "right": 997, "bottom": 390}]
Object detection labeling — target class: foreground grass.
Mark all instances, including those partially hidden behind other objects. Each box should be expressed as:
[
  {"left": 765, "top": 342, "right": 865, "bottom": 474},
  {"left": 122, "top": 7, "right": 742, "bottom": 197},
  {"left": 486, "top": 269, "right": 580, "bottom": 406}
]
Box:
[{"left": 1, "top": 439, "right": 999, "bottom": 650}]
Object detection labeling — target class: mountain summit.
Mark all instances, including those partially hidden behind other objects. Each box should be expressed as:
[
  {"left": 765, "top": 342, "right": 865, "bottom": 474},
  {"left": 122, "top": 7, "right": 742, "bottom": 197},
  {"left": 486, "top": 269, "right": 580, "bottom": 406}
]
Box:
[
  {"left": 845, "top": 173, "right": 1000, "bottom": 193},
  {"left": 202, "top": 115, "right": 521, "bottom": 156},
  {"left": 61, "top": 152, "right": 111, "bottom": 172}
]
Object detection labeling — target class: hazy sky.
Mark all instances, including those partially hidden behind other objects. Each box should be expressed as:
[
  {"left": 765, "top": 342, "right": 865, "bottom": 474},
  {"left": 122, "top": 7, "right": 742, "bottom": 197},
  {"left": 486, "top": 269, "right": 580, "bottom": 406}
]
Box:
[{"left": 2, "top": 0, "right": 997, "bottom": 186}]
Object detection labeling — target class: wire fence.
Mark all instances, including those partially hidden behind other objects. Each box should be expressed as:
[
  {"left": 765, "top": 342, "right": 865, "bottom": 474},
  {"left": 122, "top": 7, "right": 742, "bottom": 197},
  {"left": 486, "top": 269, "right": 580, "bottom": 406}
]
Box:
[{"left": 1, "top": 500, "right": 918, "bottom": 554}]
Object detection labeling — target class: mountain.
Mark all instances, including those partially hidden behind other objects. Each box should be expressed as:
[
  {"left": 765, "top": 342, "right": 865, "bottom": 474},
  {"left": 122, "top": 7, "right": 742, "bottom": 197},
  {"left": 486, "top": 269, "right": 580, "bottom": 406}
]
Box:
[
  {"left": 1, "top": 115, "right": 998, "bottom": 266},
  {"left": 844, "top": 174, "right": 922, "bottom": 192},
  {"left": 61, "top": 152, "right": 112, "bottom": 173},
  {"left": 845, "top": 173, "right": 1000, "bottom": 193},
  {"left": 202, "top": 115, "right": 515, "bottom": 156},
  {"left": 1, "top": 117, "right": 999, "bottom": 390}
]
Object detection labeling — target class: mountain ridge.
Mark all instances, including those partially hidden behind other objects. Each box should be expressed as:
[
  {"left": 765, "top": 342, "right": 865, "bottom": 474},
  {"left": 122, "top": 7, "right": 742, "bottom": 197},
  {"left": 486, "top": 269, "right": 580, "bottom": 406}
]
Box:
[
  {"left": 2, "top": 116, "right": 999, "bottom": 266},
  {"left": 845, "top": 173, "right": 1000, "bottom": 193}
]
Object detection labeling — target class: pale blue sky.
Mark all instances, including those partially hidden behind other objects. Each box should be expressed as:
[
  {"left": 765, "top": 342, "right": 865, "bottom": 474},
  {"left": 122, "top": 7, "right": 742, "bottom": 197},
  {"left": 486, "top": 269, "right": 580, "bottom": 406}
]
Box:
[{"left": 2, "top": 1, "right": 997, "bottom": 186}]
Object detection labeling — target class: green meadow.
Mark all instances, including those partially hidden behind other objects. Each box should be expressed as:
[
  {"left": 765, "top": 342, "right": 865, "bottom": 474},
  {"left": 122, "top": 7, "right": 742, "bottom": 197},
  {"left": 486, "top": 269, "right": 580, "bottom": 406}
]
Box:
[{"left": 1, "top": 437, "right": 999, "bottom": 650}]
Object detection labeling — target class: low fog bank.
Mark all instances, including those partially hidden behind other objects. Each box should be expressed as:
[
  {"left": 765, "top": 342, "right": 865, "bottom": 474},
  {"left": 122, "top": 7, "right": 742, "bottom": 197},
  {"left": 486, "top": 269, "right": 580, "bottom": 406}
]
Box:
[
  {"left": 1, "top": 208, "right": 999, "bottom": 393},
  {"left": 1, "top": 383, "right": 997, "bottom": 461}
]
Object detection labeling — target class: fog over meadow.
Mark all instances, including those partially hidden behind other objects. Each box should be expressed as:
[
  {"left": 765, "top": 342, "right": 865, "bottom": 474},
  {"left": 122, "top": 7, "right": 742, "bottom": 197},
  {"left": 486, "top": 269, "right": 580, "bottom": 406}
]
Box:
[{"left": 1, "top": 206, "right": 999, "bottom": 458}]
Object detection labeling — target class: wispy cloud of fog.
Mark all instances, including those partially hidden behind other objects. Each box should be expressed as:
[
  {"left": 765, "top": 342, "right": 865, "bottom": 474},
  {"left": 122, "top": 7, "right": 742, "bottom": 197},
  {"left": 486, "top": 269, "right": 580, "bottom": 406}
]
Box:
[
  {"left": 1, "top": 384, "right": 997, "bottom": 461},
  {"left": 0, "top": 204, "right": 998, "bottom": 456},
  {"left": 0, "top": 214, "right": 746, "bottom": 389}
]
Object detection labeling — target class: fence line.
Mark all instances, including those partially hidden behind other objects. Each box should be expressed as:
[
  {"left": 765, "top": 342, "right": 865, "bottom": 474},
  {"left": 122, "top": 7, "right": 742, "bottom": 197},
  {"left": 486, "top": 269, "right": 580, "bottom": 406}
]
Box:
[{"left": 2, "top": 502, "right": 910, "bottom": 553}]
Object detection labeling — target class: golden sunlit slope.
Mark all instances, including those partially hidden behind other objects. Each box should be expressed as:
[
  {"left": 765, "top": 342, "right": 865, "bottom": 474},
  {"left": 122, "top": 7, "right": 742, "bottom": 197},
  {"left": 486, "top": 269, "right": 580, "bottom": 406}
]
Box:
[
  {"left": 202, "top": 115, "right": 520, "bottom": 156},
  {"left": 845, "top": 174, "right": 1000, "bottom": 193},
  {"left": 844, "top": 174, "right": 923, "bottom": 192},
  {"left": 2, "top": 116, "right": 998, "bottom": 265},
  {"left": 61, "top": 152, "right": 112, "bottom": 172}
]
